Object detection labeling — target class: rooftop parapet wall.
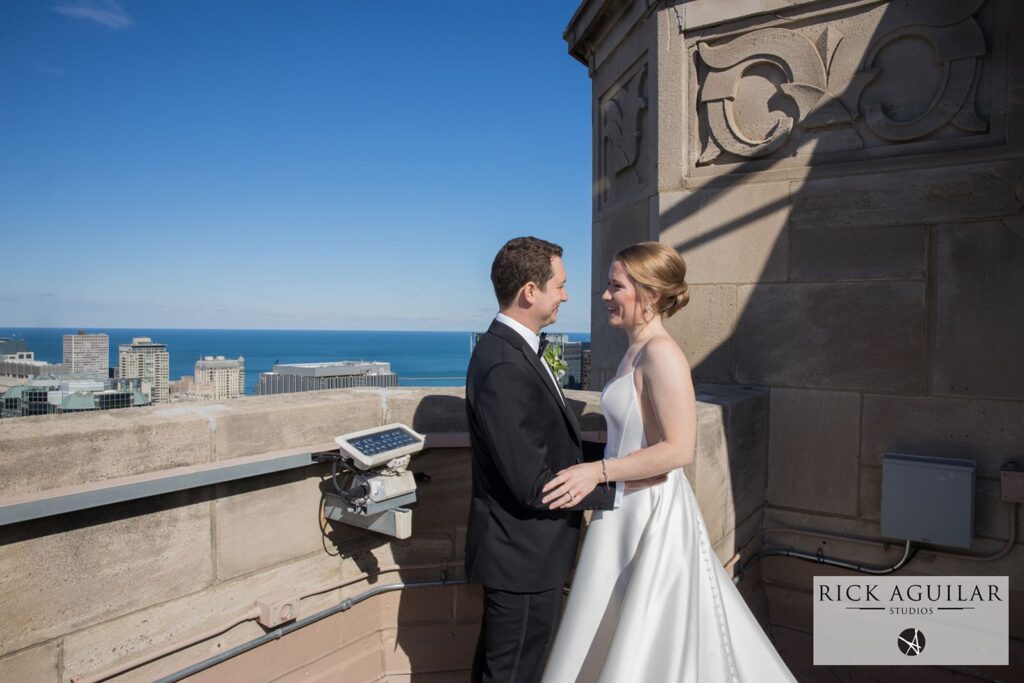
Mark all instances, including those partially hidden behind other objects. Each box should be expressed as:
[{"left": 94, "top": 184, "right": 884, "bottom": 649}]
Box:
[{"left": 0, "top": 385, "right": 769, "bottom": 682}]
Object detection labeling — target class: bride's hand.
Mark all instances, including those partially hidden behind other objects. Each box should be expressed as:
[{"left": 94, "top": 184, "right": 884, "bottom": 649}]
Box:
[{"left": 542, "top": 462, "right": 602, "bottom": 509}]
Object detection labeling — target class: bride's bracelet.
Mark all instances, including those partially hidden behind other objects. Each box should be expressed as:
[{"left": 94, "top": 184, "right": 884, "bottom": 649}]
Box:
[{"left": 601, "top": 460, "right": 609, "bottom": 488}]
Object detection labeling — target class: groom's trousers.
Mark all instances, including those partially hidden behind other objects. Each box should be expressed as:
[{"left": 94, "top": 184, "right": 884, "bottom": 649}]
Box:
[{"left": 471, "top": 585, "right": 562, "bottom": 683}]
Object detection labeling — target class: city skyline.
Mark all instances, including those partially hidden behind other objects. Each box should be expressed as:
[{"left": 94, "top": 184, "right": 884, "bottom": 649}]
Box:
[{"left": 0, "top": 1, "right": 597, "bottom": 332}]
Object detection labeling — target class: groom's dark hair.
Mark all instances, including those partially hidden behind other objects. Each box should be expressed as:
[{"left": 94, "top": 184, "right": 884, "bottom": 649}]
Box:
[{"left": 491, "top": 236, "right": 563, "bottom": 309}]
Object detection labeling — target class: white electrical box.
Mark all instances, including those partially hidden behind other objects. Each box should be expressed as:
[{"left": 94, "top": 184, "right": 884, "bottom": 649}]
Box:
[{"left": 880, "top": 452, "right": 975, "bottom": 549}]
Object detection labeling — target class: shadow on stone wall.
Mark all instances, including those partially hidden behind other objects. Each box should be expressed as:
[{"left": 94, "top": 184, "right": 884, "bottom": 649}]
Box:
[{"left": 645, "top": 0, "right": 1022, "bottom": 679}]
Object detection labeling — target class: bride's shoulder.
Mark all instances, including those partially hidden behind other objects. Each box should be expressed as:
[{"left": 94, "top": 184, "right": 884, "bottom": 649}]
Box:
[{"left": 639, "top": 335, "right": 691, "bottom": 375}]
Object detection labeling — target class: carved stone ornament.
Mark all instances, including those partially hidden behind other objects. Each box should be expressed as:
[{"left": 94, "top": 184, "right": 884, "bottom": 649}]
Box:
[
  {"left": 695, "top": 0, "right": 989, "bottom": 165},
  {"left": 602, "top": 65, "right": 648, "bottom": 177}
]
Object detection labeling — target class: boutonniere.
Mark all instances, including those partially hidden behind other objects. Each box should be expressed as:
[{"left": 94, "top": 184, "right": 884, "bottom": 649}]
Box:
[{"left": 543, "top": 343, "right": 568, "bottom": 381}]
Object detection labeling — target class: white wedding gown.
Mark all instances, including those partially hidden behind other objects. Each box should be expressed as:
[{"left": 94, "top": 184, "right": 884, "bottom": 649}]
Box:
[{"left": 542, "top": 365, "right": 796, "bottom": 682}]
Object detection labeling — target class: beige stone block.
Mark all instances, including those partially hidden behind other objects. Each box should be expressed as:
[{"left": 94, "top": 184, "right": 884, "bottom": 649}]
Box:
[
  {"left": 734, "top": 282, "right": 926, "bottom": 392},
  {"left": 860, "top": 466, "right": 882, "bottom": 521},
  {"left": 861, "top": 395, "right": 1024, "bottom": 478},
  {"left": 933, "top": 221, "right": 1024, "bottom": 400},
  {"left": 214, "top": 470, "right": 327, "bottom": 580},
  {"left": 689, "top": 401, "right": 734, "bottom": 546},
  {"left": 382, "top": 388, "right": 466, "bottom": 434},
  {"left": 789, "top": 161, "right": 1024, "bottom": 230},
  {"left": 0, "top": 406, "right": 212, "bottom": 496},
  {"left": 563, "top": 389, "right": 604, "bottom": 432},
  {"left": 744, "top": 585, "right": 771, "bottom": 631},
  {"left": 591, "top": 198, "right": 653, "bottom": 295},
  {"left": 0, "top": 642, "right": 59, "bottom": 683},
  {"left": 377, "top": 585, "right": 453, "bottom": 626},
  {"left": 238, "top": 609, "right": 343, "bottom": 682},
  {"left": 211, "top": 389, "right": 385, "bottom": 461},
  {"left": 339, "top": 592, "right": 384, "bottom": 645},
  {"left": 682, "top": 0, "right": 825, "bottom": 31},
  {"left": 62, "top": 551, "right": 344, "bottom": 682},
  {"left": 0, "top": 492, "right": 212, "bottom": 657},
  {"left": 764, "top": 583, "right": 812, "bottom": 633},
  {"left": 767, "top": 388, "right": 861, "bottom": 516},
  {"left": 405, "top": 449, "right": 470, "bottom": 534},
  {"left": 454, "top": 526, "right": 467, "bottom": 563},
  {"left": 975, "top": 478, "right": 1018, "bottom": 544},
  {"left": 665, "top": 284, "right": 737, "bottom": 383},
  {"left": 689, "top": 385, "right": 769, "bottom": 547},
  {"left": 197, "top": 629, "right": 382, "bottom": 683},
  {"left": 789, "top": 224, "right": 927, "bottom": 282},
  {"left": 952, "top": 638, "right": 1024, "bottom": 683},
  {"left": 339, "top": 535, "right": 455, "bottom": 581},
  {"left": 764, "top": 506, "right": 882, "bottom": 541},
  {"left": 717, "top": 385, "right": 770, "bottom": 525},
  {"left": 659, "top": 183, "right": 790, "bottom": 285},
  {"left": 380, "top": 624, "right": 478, "bottom": 675}
]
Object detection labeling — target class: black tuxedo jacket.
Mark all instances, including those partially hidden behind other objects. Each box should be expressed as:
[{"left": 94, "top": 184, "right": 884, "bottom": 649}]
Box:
[{"left": 464, "top": 319, "right": 615, "bottom": 592}]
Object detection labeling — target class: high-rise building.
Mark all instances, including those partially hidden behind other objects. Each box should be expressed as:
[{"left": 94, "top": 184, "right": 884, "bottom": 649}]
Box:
[
  {"left": 469, "top": 331, "right": 583, "bottom": 389},
  {"left": 581, "top": 343, "right": 592, "bottom": 391},
  {"left": 193, "top": 356, "right": 245, "bottom": 399},
  {"left": 119, "top": 337, "right": 169, "bottom": 403},
  {"left": 63, "top": 331, "right": 109, "bottom": 377},
  {"left": 1, "top": 376, "right": 150, "bottom": 418},
  {"left": 254, "top": 361, "right": 398, "bottom": 395}
]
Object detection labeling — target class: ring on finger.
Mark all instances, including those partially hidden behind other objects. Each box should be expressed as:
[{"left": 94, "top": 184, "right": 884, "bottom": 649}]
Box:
[{"left": 567, "top": 491, "right": 575, "bottom": 502}]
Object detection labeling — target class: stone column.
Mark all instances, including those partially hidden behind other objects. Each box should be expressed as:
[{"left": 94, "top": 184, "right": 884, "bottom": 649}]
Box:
[{"left": 568, "top": 0, "right": 1024, "bottom": 673}]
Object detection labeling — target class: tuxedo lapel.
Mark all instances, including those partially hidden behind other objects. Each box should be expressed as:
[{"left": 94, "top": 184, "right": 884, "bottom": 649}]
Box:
[{"left": 488, "top": 321, "right": 582, "bottom": 445}]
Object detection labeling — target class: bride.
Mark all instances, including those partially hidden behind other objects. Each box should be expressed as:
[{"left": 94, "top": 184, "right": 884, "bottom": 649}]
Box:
[{"left": 539, "top": 242, "right": 795, "bottom": 682}]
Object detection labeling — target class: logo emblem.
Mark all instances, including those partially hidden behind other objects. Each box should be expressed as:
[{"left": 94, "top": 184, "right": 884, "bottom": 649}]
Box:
[{"left": 898, "top": 628, "right": 926, "bottom": 656}]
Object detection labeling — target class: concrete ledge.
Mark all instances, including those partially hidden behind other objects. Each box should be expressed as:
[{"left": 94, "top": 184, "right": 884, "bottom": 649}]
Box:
[{"left": 0, "top": 384, "right": 770, "bottom": 681}]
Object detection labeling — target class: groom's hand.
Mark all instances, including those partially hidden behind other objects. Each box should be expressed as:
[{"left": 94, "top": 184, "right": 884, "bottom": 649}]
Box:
[{"left": 541, "top": 462, "right": 602, "bottom": 509}]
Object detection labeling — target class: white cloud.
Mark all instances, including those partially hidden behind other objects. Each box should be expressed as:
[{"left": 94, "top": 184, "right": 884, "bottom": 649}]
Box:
[{"left": 53, "top": 0, "right": 133, "bottom": 29}]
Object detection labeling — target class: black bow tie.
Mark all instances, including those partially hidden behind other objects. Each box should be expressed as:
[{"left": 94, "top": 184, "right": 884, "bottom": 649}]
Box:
[{"left": 537, "top": 333, "right": 549, "bottom": 357}]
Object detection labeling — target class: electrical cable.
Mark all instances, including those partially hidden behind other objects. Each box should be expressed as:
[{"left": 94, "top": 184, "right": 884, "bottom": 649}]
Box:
[{"left": 734, "top": 538, "right": 915, "bottom": 585}]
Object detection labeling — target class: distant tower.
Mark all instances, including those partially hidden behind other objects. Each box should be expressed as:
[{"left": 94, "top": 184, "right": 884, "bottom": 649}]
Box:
[
  {"left": 194, "top": 356, "right": 246, "bottom": 399},
  {"left": 119, "top": 337, "right": 170, "bottom": 403},
  {"left": 63, "top": 331, "right": 109, "bottom": 377}
]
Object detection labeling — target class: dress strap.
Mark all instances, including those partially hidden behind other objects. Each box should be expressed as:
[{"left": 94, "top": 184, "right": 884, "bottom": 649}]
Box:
[{"left": 630, "top": 341, "right": 650, "bottom": 369}]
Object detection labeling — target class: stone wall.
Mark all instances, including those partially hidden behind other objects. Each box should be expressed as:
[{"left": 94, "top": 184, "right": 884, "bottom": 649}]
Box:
[
  {"left": 569, "top": 0, "right": 1023, "bottom": 679},
  {"left": 0, "top": 385, "right": 767, "bottom": 681}
]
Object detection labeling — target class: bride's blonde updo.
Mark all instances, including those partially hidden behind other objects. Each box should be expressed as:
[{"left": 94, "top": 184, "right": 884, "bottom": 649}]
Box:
[{"left": 614, "top": 242, "right": 690, "bottom": 318}]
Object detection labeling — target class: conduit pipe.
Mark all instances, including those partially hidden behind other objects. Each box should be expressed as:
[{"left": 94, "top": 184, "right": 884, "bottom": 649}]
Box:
[
  {"left": 741, "top": 499, "right": 1019, "bottom": 583},
  {"left": 154, "top": 576, "right": 468, "bottom": 683},
  {"left": 71, "top": 562, "right": 453, "bottom": 683}
]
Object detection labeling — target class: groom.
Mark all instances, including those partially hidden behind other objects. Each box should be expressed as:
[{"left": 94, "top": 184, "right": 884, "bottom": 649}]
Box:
[{"left": 465, "top": 237, "right": 621, "bottom": 683}]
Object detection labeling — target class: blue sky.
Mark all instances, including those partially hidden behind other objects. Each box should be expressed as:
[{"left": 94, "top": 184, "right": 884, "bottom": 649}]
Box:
[{"left": 0, "top": 0, "right": 595, "bottom": 332}]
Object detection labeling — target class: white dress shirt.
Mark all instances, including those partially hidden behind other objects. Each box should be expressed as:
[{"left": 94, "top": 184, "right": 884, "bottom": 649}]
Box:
[{"left": 494, "top": 313, "right": 623, "bottom": 507}]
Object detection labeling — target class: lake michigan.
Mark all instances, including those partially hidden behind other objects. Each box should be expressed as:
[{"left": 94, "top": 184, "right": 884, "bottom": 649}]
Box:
[{"left": 0, "top": 328, "right": 590, "bottom": 395}]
